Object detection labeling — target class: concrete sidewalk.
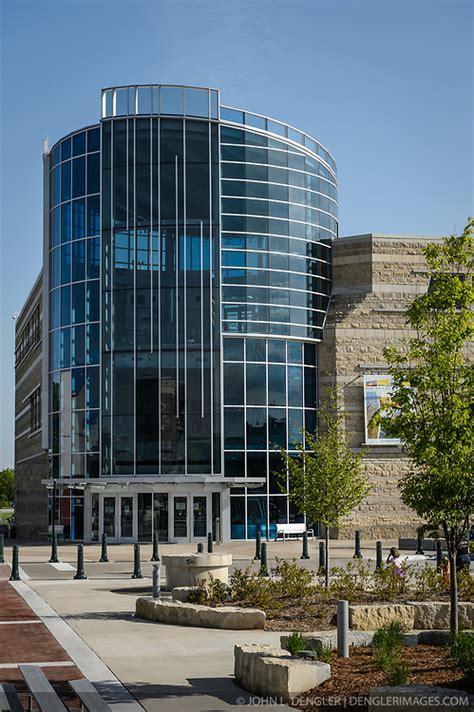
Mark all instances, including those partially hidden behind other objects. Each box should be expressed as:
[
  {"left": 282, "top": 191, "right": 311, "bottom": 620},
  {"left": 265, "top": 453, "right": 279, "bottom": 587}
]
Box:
[{"left": 27, "top": 577, "right": 291, "bottom": 711}]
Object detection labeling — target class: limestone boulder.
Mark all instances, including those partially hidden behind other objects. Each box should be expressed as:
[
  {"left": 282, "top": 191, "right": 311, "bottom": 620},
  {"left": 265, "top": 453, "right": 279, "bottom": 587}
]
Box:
[
  {"left": 349, "top": 604, "right": 415, "bottom": 631},
  {"left": 135, "top": 597, "right": 265, "bottom": 629},
  {"left": 411, "top": 601, "right": 474, "bottom": 630}
]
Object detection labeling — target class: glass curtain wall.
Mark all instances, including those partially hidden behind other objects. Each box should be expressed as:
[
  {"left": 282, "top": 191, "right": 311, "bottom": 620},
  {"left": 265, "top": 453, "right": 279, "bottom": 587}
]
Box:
[
  {"left": 48, "top": 127, "right": 101, "bottom": 483},
  {"left": 101, "top": 117, "right": 220, "bottom": 476}
]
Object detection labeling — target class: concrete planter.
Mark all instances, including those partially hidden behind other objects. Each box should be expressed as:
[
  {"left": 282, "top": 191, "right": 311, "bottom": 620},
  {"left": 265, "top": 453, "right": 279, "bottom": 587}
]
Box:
[
  {"left": 135, "top": 597, "right": 265, "bottom": 629},
  {"left": 234, "top": 644, "right": 330, "bottom": 701},
  {"left": 161, "top": 553, "right": 232, "bottom": 588}
]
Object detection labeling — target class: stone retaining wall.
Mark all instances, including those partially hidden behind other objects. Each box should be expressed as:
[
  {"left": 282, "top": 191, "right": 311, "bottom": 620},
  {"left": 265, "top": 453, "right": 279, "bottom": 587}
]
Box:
[{"left": 349, "top": 602, "right": 474, "bottom": 631}]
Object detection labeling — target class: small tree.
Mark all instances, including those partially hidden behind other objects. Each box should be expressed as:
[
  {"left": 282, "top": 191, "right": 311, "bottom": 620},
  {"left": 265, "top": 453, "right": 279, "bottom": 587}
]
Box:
[
  {"left": 279, "top": 390, "right": 371, "bottom": 588},
  {"left": 381, "top": 219, "right": 474, "bottom": 633},
  {"left": 0, "top": 469, "right": 15, "bottom": 508}
]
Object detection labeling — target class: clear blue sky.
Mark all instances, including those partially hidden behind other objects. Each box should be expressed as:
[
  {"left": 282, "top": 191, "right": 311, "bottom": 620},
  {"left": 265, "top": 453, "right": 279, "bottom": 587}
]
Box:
[{"left": 0, "top": 0, "right": 472, "bottom": 468}]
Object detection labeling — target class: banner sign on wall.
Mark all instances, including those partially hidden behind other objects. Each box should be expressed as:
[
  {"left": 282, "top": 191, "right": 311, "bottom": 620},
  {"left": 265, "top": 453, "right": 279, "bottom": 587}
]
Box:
[{"left": 363, "top": 375, "right": 401, "bottom": 445}]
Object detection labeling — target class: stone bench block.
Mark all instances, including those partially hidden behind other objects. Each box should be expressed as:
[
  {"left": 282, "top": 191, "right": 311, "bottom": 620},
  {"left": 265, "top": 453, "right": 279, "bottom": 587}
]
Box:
[
  {"left": 234, "top": 644, "right": 330, "bottom": 701},
  {"left": 135, "top": 597, "right": 265, "bottom": 629},
  {"left": 368, "top": 684, "right": 474, "bottom": 711},
  {"left": 349, "top": 604, "right": 415, "bottom": 631},
  {"left": 280, "top": 630, "right": 374, "bottom": 652},
  {"left": 409, "top": 601, "right": 474, "bottom": 630}
]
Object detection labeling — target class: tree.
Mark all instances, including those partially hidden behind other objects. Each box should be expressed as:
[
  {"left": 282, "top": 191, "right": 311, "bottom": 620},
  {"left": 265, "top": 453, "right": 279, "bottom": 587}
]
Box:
[
  {"left": 0, "top": 469, "right": 15, "bottom": 508},
  {"left": 380, "top": 218, "right": 474, "bottom": 633},
  {"left": 279, "top": 389, "right": 371, "bottom": 588}
]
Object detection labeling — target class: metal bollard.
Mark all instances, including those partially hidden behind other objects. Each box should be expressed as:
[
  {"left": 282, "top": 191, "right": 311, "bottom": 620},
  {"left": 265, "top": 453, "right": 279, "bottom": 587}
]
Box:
[
  {"left": 259, "top": 542, "right": 268, "bottom": 576},
  {"left": 301, "top": 531, "right": 310, "bottom": 560},
  {"left": 375, "top": 540, "right": 383, "bottom": 570},
  {"left": 337, "top": 600, "right": 349, "bottom": 657},
  {"left": 318, "top": 541, "right": 326, "bottom": 574},
  {"left": 207, "top": 532, "right": 213, "bottom": 553},
  {"left": 197, "top": 542, "right": 204, "bottom": 553},
  {"left": 49, "top": 532, "right": 59, "bottom": 564},
  {"left": 151, "top": 531, "right": 160, "bottom": 562},
  {"left": 415, "top": 533, "right": 425, "bottom": 556},
  {"left": 73, "top": 544, "right": 87, "bottom": 580},
  {"left": 99, "top": 533, "right": 109, "bottom": 563},
  {"left": 152, "top": 560, "right": 161, "bottom": 599},
  {"left": 353, "top": 530, "right": 362, "bottom": 559},
  {"left": 131, "top": 543, "right": 143, "bottom": 579},
  {"left": 436, "top": 539, "right": 443, "bottom": 571},
  {"left": 254, "top": 530, "right": 261, "bottom": 561},
  {"left": 9, "top": 545, "right": 20, "bottom": 581},
  {"left": 0, "top": 533, "right": 4, "bottom": 564}
]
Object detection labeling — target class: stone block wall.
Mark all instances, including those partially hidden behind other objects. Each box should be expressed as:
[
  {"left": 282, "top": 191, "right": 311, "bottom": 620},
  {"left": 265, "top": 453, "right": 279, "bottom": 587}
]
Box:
[{"left": 319, "top": 234, "right": 440, "bottom": 539}]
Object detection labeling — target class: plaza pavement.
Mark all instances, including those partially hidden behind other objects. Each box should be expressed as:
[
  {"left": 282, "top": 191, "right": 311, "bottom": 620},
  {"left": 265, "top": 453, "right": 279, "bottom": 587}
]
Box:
[{"left": 2, "top": 538, "right": 435, "bottom": 711}]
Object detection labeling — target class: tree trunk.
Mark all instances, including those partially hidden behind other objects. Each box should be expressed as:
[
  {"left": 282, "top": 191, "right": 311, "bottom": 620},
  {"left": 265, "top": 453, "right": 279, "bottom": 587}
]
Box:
[
  {"left": 449, "top": 549, "right": 458, "bottom": 634},
  {"left": 325, "top": 526, "right": 330, "bottom": 590}
]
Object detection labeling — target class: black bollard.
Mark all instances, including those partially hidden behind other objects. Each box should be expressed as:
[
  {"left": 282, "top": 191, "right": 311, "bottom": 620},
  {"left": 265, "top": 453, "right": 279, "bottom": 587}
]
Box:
[
  {"left": 301, "top": 531, "right": 310, "bottom": 560},
  {"left": 151, "top": 531, "right": 160, "bottom": 562},
  {"left": 131, "top": 543, "right": 143, "bottom": 579},
  {"left": 415, "top": 533, "right": 425, "bottom": 556},
  {"left": 0, "top": 533, "right": 4, "bottom": 564},
  {"left": 375, "top": 540, "right": 383, "bottom": 570},
  {"left": 254, "top": 530, "right": 261, "bottom": 561},
  {"left": 99, "top": 533, "right": 109, "bottom": 562},
  {"left": 436, "top": 539, "right": 443, "bottom": 571},
  {"left": 73, "top": 544, "right": 87, "bottom": 580},
  {"left": 259, "top": 542, "right": 268, "bottom": 576},
  {"left": 9, "top": 545, "right": 20, "bottom": 581},
  {"left": 207, "top": 532, "right": 213, "bottom": 553},
  {"left": 318, "top": 541, "right": 326, "bottom": 574},
  {"left": 353, "top": 530, "right": 362, "bottom": 559},
  {"left": 197, "top": 542, "right": 204, "bottom": 553},
  {"left": 49, "top": 532, "right": 59, "bottom": 564}
]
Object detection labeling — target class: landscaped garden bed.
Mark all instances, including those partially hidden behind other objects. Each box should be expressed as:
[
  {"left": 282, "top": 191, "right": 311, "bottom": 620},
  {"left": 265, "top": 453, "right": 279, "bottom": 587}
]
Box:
[{"left": 188, "top": 559, "right": 473, "bottom": 631}]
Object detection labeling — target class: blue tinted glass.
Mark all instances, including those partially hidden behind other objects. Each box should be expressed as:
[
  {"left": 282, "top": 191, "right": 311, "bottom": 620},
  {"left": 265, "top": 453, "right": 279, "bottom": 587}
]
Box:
[
  {"left": 52, "top": 166, "right": 60, "bottom": 206},
  {"left": 87, "top": 195, "right": 100, "bottom": 236},
  {"left": 86, "top": 323, "right": 100, "bottom": 365},
  {"left": 61, "top": 138, "right": 71, "bottom": 161},
  {"left": 61, "top": 161, "right": 71, "bottom": 202},
  {"left": 246, "top": 338, "right": 266, "bottom": 362},
  {"left": 72, "top": 157, "right": 85, "bottom": 197},
  {"left": 87, "top": 127, "right": 100, "bottom": 153},
  {"left": 72, "top": 240, "right": 85, "bottom": 282},
  {"left": 60, "top": 327, "right": 70, "bottom": 368},
  {"left": 52, "top": 206, "right": 60, "bottom": 247},
  {"left": 72, "top": 199, "right": 85, "bottom": 239},
  {"left": 246, "top": 364, "right": 266, "bottom": 405},
  {"left": 137, "top": 86, "right": 151, "bottom": 114},
  {"left": 52, "top": 247, "right": 61, "bottom": 288},
  {"left": 61, "top": 242, "right": 71, "bottom": 284},
  {"left": 52, "top": 288, "right": 60, "bottom": 329},
  {"left": 72, "top": 132, "right": 86, "bottom": 156},
  {"left": 245, "top": 113, "right": 266, "bottom": 130},
  {"left": 86, "top": 367, "right": 100, "bottom": 408},
  {"left": 269, "top": 408, "right": 286, "bottom": 448},
  {"left": 268, "top": 365, "right": 286, "bottom": 405},
  {"left": 71, "top": 368, "right": 85, "bottom": 409},
  {"left": 288, "top": 409, "right": 303, "bottom": 448},
  {"left": 246, "top": 407, "right": 267, "bottom": 449},
  {"left": 52, "top": 145, "right": 61, "bottom": 166},
  {"left": 87, "top": 153, "right": 100, "bottom": 194},
  {"left": 51, "top": 330, "right": 60, "bottom": 370},
  {"left": 61, "top": 203, "right": 71, "bottom": 243},
  {"left": 210, "top": 91, "right": 218, "bottom": 119},
  {"left": 223, "top": 338, "right": 244, "bottom": 361},
  {"left": 185, "top": 88, "right": 208, "bottom": 117},
  {"left": 160, "top": 87, "right": 184, "bottom": 114},
  {"left": 224, "top": 408, "right": 244, "bottom": 450},
  {"left": 86, "top": 281, "right": 100, "bottom": 321},
  {"left": 72, "top": 325, "right": 85, "bottom": 366},
  {"left": 61, "top": 286, "right": 71, "bottom": 326},
  {"left": 288, "top": 366, "right": 303, "bottom": 406},
  {"left": 268, "top": 121, "right": 287, "bottom": 137},
  {"left": 224, "top": 363, "right": 244, "bottom": 404},
  {"left": 221, "top": 107, "right": 244, "bottom": 123},
  {"left": 287, "top": 341, "right": 302, "bottom": 363},
  {"left": 87, "top": 237, "right": 100, "bottom": 278},
  {"left": 268, "top": 340, "right": 286, "bottom": 362},
  {"left": 72, "top": 282, "right": 85, "bottom": 324}
]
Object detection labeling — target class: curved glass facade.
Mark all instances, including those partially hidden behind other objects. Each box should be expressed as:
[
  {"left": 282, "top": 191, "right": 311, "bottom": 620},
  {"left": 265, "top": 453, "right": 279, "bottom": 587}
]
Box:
[
  {"left": 48, "top": 126, "right": 101, "bottom": 481},
  {"left": 45, "top": 84, "right": 338, "bottom": 542}
]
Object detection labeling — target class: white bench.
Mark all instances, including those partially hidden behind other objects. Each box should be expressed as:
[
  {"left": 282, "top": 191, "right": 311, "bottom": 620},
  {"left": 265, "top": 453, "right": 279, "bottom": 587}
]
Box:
[
  {"left": 275, "top": 523, "right": 314, "bottom": 541},
  {"left": 47, "top": 525, "right": 65, "bottom": 540}
]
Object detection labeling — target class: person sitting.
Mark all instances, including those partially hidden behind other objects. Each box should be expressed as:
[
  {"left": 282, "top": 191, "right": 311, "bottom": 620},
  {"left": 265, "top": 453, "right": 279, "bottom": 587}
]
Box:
[{"left": 386, "top": 547, "right": 404, "bottom": 575}]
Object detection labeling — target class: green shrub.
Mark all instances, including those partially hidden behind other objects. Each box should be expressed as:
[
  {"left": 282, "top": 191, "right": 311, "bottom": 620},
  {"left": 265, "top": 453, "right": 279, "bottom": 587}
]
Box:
[
  {"left": 412, "top": 564, "right": 447, "bottom": 598},
  {"left": 229, "top": 567, "right": 282, "bottom": 614},
  {"left": 187, "top": 575, "right": 229, "bottom": 606},
  {"left": 387, "top": 661, "right": 410, "bottom": 685},
  {"left": 458, "top": 569, "right": 474, "bottom": 601},
  {"left": 372, "top": 621, "right": 408, "bottom": 679},
  {"left": 287, "top": 631, "right": 310, "bottom": 656},
  {"left": 372, "top": 564, "right": 410, "bottom": 602},
  {"left": 272, "top": 558, "right": 314, "bottom": 599},
  {"left": 188, "top": 580, "right": 209, "bottom": 605},
  {"left": 316, "top": 642, "right": 332, "bottom": 663},
  {"left": 329, "top": 561, "right": 370, "bottom": 603},
  {"left": 449, "top": 631, "right": 474, "bottom": 682}
]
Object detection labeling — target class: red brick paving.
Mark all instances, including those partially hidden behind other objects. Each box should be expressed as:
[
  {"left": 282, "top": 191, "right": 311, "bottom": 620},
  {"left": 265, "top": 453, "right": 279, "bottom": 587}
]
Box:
[{"left": 0, "top": 581, "right": 83, "bottom": 710}]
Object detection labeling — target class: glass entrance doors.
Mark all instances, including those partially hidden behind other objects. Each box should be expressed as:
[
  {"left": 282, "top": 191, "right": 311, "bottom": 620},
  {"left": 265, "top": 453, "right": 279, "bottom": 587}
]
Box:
[{"left": 101, "top": 494, "right": 136, "bottom": 542}]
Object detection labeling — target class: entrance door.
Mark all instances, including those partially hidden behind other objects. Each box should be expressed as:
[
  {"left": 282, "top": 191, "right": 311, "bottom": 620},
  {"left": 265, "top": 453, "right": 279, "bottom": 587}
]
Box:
[
  {"left": 172, "top": 495, "right": 188, "bottom": 541},
  {"left": 119, "top": 495, "right": 135, "bottom": 542},
  {"left": 103, "top": 496, "right": 117, "bottom": 540},
  {"left": 193, "top": 496, "right": 207, "bottom": 538},
  {"left": 101, "top": 494, "right": 136, "bottom": 543}
]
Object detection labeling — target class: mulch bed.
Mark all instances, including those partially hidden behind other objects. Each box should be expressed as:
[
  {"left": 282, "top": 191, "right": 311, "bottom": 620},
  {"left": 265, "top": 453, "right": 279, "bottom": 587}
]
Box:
[{"left": 291, "top": 645, "right": 473, "bottom": 711}]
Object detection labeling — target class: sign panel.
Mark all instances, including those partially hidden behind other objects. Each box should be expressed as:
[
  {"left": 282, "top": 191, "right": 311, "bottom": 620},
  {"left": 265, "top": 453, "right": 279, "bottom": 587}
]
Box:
[{"left": 363, "top": 375, "right": 401, "bottom": 445}]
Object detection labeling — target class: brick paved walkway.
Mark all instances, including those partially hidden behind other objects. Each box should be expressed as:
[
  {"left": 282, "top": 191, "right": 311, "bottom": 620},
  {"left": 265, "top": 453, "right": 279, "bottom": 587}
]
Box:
[{"left": 0, "top": 580, "right": 83, "bottom": 709}]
